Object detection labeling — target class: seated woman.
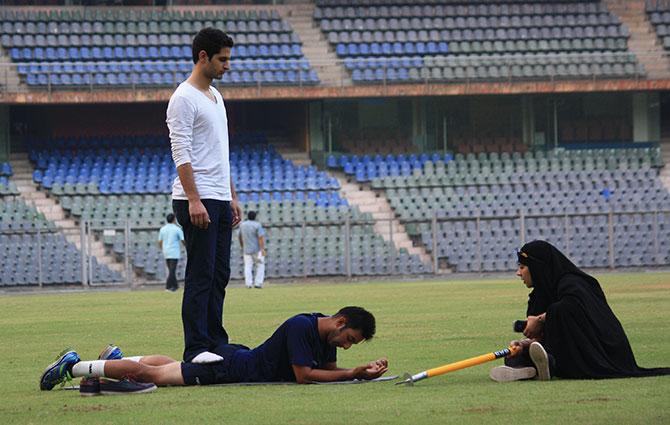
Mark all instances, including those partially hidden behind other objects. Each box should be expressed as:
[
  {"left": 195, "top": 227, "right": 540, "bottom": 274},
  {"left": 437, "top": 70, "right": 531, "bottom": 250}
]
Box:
[{"left": 490, "top": 240, "right": 669, "bottom": 382}]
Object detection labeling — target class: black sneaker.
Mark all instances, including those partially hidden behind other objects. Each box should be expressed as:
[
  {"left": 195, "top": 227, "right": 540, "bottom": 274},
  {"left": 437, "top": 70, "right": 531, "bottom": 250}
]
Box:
[
  {"left": 99, "top": 378, "right": 157, "bottom": 395},
  {"left": 79, "top": 378, "right": 101, "bottom": 397}
]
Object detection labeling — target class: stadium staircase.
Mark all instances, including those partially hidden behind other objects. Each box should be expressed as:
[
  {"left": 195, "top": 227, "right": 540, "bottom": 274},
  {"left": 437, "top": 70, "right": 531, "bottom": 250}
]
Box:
[
  {"left": 604, "top": 0, "right": 670, "bottom": 78},
  {"left": 8, "top": 152, "right": 125, "bottom": 275},
  {"left": 282, "top": 2, "right": 351, "bottom": 86},
  {"left": 273, "top": 139, "right": 312, "bottom": 166},
  {"left": 333, "top": 172, "right": 433, "bottom": 267},
  {"left": 0, "top": 46, "right": 22, "bottom": 92}
]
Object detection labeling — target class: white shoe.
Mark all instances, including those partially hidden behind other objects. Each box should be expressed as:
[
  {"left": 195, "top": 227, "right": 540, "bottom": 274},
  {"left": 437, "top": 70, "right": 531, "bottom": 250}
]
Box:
[
  {"left": 489, "top": 366, "right": 536, "bottom": 382},
  {"left": 529, "top": 342, "right": 551, "bottom": 381},
  {"left": 191, "top": 351, "right": 224, "bottom": 364}
]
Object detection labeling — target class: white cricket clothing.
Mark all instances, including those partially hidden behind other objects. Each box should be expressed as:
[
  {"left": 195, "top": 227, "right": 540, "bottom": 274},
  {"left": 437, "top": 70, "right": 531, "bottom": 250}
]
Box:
[
  {"left": 166, "top": 82, "right": 232, "bottom": 201},
  {"left": 244, "top": 252, "right": 265, "bottom": 288}
]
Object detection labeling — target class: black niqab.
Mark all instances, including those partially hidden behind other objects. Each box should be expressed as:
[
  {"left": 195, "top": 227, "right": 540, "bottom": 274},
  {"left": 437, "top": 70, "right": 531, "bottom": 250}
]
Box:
[{"left": 517, "top": 240, "right": 670, "bottom": 379}]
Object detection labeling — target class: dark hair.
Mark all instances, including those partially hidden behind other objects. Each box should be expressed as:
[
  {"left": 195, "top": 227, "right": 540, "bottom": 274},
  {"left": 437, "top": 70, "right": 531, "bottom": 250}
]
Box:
[
  {"left": 192, "top": 27, "right": 234, "bottom": 64},
  {"left": 334, "top": 306, "right": 376, "bottom": 340},
  {"left": 166, "top": 213, "right": 175, "bottom": 223},
  {"left": 248, "top": 211, "right": 257, "bottom": 220}
]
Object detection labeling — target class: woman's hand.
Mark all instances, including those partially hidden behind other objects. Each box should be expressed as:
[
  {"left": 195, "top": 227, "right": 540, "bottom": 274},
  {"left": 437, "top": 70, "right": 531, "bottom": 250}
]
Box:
[{"left": 524, "top": 315, "right": 545, "bottom": 339}]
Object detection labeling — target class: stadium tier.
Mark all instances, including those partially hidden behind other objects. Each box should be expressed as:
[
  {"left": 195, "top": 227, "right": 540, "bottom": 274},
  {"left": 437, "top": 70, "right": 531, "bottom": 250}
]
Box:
[
  {"left": 24, "top": 134, "right": 428, "bottom": 282},
  {"left": 1, "top": 7, "right": 319, "bottom": 87},
  {"left": 315, "top": 0, "right": 645, "bottom": 83},
  {"left": 30, "top": 136, "right": 340, "bottom": 194},
  {"left": 647, "top": 0, "right": 670, "bottom": 51},
  {"left": 343, "top": 144, "right": 669, "bottom": 271},
  {"left": 0, "top": 198, "right": 122, "bottom": 286}
]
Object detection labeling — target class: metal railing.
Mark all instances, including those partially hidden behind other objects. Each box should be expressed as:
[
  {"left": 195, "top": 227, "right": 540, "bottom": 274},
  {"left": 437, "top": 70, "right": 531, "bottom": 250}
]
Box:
[{"left": 1, "top": 207, "right": 668, "bottom": 290}]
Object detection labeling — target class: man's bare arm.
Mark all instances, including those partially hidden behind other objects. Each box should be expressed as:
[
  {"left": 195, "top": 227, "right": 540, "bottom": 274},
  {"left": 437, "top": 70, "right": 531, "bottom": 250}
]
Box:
[{"left": 292, "top": 359, "right": 388, "bottom": 383}]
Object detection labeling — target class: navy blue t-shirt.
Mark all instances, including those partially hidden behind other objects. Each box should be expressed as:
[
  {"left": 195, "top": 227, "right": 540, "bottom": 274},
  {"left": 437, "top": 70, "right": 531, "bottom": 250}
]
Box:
[{"left": 231, "top": 313, "right": 337, "bottom": 382}]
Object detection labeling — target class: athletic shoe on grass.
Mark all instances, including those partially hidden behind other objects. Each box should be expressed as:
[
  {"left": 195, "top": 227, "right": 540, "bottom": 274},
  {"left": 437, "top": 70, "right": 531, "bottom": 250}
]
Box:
[
  {"left": 99, "top": 344, "right": 123, "bottom": 360},
  {"left": 99, "top": 378, "right": 157, "bottom": 395},
  {"left": 79, "top": 378, "right": 101, "bottom": 397},
  {"left": 489, "top": 366, "right": 536, "bottom": 382},
  {"left": 39, "top": 349, "right": 80, "bottom": 391},
  {"left": 529, "top": 342, "right": 551, "bottom": 381}
]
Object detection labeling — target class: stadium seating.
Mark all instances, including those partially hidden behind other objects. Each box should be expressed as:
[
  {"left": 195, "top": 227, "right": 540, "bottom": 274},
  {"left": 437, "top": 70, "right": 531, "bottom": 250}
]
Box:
[
  {"left": 365, "top": 144, "right": 669, "bottom": 271},
  {"left": 328, "top": 152, "right": 453, "bottom": 183},
  {"left": 0, "top": 162, "right": 19, "bottom": 196},
  {"left": 26, "top": 134, "right": 429, "bottom": 280},
  {"left": 315, "top": 0, "right": 646, "bottom": 83},
  {"left": 0, "top": 198, "right": 122, "bottom": 286},
  {"left": 647, "top": 0, "right": 670, "bottom": 51},
  {"left": 30, "top": 135, "right": 340, "bottom": 194},
  {"left": 0, "top": 7, "right": 320, "bottom": 88}
]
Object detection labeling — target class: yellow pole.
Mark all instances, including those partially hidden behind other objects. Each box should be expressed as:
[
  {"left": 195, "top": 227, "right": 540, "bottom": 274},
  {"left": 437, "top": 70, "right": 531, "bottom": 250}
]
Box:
[
  {"left": 397, "top": 345, "right": 521, "bottom": 385},
  {"left": 426, "top": 352, "right": 499, "bottom": 377}
]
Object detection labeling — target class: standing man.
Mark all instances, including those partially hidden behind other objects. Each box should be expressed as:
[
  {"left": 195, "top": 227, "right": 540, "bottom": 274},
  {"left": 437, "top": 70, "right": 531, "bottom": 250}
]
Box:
[
  {"left": 238, "top": 210, "right": 266, "bottom": 289},
  {"left": 158, "top": 213, "right": 184, "bottom": 292},
  {"left": 166, "top": 28, "right": 242, "bottom": 364}
]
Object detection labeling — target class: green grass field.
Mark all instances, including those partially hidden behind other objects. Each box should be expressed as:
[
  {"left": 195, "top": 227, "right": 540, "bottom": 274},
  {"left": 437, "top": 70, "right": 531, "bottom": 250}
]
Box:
[{"left": 1, "top": 273, "right": 669, "bottom": 425}]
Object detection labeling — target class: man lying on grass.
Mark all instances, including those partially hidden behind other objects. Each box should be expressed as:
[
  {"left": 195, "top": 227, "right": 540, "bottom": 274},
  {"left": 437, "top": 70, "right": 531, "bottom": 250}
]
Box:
[{"left": 40, "top": 306, "right": 389, "bottom": 395}]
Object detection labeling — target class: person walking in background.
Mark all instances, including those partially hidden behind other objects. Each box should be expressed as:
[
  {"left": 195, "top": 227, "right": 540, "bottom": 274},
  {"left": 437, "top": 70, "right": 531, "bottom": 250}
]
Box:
[
  {"left": 238, "top": 211, "right": 266, "bottom": 289},
  {"left": 167, "top": 28, "right": 242, "bottom": 364},
  {"left": 158, "top": 213, "right": 184, "bottom": 292}
]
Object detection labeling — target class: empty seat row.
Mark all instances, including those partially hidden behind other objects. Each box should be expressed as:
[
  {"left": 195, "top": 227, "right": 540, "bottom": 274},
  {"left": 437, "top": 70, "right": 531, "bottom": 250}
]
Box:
[
  {"left": 0, "top": 8, "right": 282, "bottom": 23},
  {"left": 315, "top": 2, "right": 608, "bottom": 19},
  {"left": 10, "top": 44, "right": 305, "bottom": 62},
  {"left": 17, "top": 59, "right": 311, "bottom": 76},
  {"left": 344, "top": 52, "right": 639, "bottom": 70},
  {"left": 0, "top": 19, "right": 292, "bottom": 36},
  {"left": 327, "top": 25, "right": 627, "bottom": 44},
  {"left": 2, "top": 31, "right": 299, "bottom": 49},
  {"left": 351, "top": 62, "right": 643, "bottom": 84},
  {"left": 25, "top": 69, "right": 319, "bottom": 88}
]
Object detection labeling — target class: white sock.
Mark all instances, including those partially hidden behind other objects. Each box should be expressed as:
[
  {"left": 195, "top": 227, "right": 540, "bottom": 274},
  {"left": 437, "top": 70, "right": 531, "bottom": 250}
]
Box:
[
  {"left": 191, "top": 351, "right": 223, "bottom": 364},
  {"left": 126, "top": 356, "right": 143, "bottom": 363},
  {"left": 71, "top": 360, "right": 106, "bottom": 378}
]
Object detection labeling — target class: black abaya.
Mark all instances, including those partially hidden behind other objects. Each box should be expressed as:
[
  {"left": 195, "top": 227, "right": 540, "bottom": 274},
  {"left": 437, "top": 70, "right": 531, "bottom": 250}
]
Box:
[{"left": 518, "top": 240, "right": 670, "bottom": 379}]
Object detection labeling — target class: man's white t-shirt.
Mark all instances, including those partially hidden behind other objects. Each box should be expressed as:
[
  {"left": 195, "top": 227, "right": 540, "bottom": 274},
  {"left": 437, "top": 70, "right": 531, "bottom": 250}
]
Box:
[{"left": 166, "top": 82, "right": 232, "bottom": 201}]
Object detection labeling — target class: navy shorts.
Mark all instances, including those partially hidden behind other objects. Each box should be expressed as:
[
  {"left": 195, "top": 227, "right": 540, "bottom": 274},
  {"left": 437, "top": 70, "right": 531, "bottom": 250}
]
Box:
[{"left": 181, "top": 344, "right": 249, "bottom": 386}]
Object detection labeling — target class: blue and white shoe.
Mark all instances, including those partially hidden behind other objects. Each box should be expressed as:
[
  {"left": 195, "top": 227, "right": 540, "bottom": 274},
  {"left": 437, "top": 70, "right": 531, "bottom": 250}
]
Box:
[
  {"left": 39, "top": 349, "right": 80, "bottom": 391},
  {"left": 98, "top": 344, "right": 123, "bottom": 360}
]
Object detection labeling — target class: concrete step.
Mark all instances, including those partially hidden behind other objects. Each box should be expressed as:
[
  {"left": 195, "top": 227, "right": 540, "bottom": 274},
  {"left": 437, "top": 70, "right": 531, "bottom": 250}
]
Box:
[
  {"left": 331, "top": 171, "right": 438, "bottom": 268},
  {"left": 8, "top": 155, "right": 133, "bottom": 279}
]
